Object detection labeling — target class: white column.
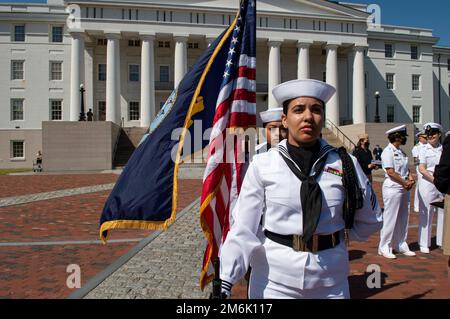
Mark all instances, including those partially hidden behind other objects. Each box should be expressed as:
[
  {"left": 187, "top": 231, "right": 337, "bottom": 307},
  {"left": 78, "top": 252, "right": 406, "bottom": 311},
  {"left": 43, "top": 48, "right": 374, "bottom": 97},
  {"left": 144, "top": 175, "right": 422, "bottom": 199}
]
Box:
[
  {"left": 140, "top": 34, "right": 156, "bottom": 128},
  {"left": 268, "top": 40, "right": 282, "bottom": 108},
  {"left": 69, "top": 32, "right": 85, "bottom": 121},
  {"left": 174, "top": 36, "right": 188, "bottom": 88},
  {"left": 326, "top": 43, "right": 340, "bottom": 125},
  {"left": 297, "top": 42, "right": 311, "bottom": 80},
  {"left": 353, "top": 46, "right": 366, "bottom": 124},
  {"left": 105, "top": 32, "right": 121, "bottom": 124}
]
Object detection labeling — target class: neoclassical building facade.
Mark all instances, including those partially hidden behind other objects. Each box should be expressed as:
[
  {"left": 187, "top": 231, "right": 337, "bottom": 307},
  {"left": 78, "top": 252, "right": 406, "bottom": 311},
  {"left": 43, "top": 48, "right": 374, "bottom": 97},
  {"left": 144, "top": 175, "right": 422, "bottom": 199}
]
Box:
[{"left": 0, "top": 0, "right": 449, "bottom": 168}]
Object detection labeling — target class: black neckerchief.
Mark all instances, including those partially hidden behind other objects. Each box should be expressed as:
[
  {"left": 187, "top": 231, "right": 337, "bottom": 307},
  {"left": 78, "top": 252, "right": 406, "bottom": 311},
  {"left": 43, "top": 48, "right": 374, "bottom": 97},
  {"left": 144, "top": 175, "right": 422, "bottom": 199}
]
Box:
[
  {"left": 278, "top": 140, "right": 331, "bottom": 244},
  {"left": 287, "top": 141, "right": 321, "bottom": 176}
]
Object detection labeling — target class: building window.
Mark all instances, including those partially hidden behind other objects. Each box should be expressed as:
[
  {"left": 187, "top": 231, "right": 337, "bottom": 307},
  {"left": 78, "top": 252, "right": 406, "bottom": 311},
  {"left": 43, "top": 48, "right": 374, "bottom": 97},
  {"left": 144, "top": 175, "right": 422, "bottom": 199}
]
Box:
[
  {"left": 98, "top": 101, "right": 106, "bottom": 121},
  {"left": 158, "top": 41, "right": 170, "bottom": 48},
  {"left": 97, "top": 38, "right": 107, "bottom": 46},
  {"left": 387, "top": 104, "right": 395, "bottom": 123},
  {"left": 448, "top": 59, "right": 450, "bottom": 71},
  {"left": 386, "top": 73, "right": 395, "bottom": 90},
  {"left": 412, "top": 74, "right": 421, "bottom": 91},
  {"left": 413, "top": 105, "right": 421, "bottom": 123},
  {"left": 11, "top": 141, "right": 24, "bottom": 159},
  {"left": 128, "top": 39, "right": 141, "bottom": 47},
  {"left": 129, "top": 64, "right": 140, "bottom": 82},
  {"left": 11, "top": 99, "right": 24, "bottom": 121},
  {"left": 14, "top": 25, "right": 25, "bottom": 42},
  {"left": 129, "top": 102, "right": 140, "bottom": 121},
  {"left": 411, "top": 45, "right": 418, "bottom": 60},
  {"left": 364, "top": 72, "right": 368, "bottom": 89},
  {"left": 385, "top": 43, "right": 394, "bottom": 58},
  {"left": 160, "top": 65, "right": 169, "bottom": 82},
  {"left": 98, "top": 64, "right": 106, "bottom": 81},
  {"left": 50, "top": 100, "right": 62, "bottom": 120},
  {"left": 11, "top": 60, "right": 24, "bottom": 80},
  {"left": 51, "top": 26, "right": 63, "bottom": 43},
  {"left": 188, "top": 42, "right": 199, "bottom": 49},
  {"left": 50, "top": 61, "right": 62, "bottom": 80}
]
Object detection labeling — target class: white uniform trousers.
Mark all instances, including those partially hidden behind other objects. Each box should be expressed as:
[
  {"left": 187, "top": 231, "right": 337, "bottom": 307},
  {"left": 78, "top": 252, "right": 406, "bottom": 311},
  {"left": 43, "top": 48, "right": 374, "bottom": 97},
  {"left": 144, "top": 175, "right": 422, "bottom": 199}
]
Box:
[
  {"left": 248, "top": 271, "right": 350, "bottom": 299},
  {"left": 379, "top": 183, "right": 411, "bottom": 253},
  {"left": 413, "top": 166, "right": 422, "bottom": 213},
  {"left": 418, "top": 183, "right": 444, "bottom": 248}
]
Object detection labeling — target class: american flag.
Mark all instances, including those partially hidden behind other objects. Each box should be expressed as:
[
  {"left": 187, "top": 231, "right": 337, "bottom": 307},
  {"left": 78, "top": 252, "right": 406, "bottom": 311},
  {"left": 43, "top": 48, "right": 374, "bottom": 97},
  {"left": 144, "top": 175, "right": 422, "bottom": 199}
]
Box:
[{"left": 199, "top": 0, "right": 256, "bottom": 290}]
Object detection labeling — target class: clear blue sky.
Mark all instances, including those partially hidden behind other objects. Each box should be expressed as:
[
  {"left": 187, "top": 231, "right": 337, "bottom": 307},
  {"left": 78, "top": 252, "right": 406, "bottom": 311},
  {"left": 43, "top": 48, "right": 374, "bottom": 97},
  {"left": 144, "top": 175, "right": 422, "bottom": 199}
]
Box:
[
  {"left": 2, "top": 0, "right": 449, "bottom": 46},
  {"left": 343, "top": 0, "right": 450, "bottom": 46}
]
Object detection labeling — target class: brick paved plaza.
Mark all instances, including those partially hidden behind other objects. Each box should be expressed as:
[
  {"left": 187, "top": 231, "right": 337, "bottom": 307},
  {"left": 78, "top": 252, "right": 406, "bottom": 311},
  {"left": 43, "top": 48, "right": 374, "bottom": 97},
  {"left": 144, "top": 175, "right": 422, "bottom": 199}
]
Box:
[{"left": 0, "top": 172, "right": 449, "bottom": 299}]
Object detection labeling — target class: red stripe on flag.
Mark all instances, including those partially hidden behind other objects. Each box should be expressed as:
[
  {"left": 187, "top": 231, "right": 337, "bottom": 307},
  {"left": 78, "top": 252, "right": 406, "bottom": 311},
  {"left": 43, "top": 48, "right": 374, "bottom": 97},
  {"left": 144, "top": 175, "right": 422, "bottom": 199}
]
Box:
[{"left": 237, "top": 66, "right": 256, "bottom": 80}]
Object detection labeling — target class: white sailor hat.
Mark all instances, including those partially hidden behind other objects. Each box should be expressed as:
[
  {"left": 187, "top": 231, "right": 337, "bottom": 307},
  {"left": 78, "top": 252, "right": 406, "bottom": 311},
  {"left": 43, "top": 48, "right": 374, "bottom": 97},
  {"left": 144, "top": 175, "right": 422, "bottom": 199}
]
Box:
[
  {"left": 415, "top": 130, "right": 427, "bottom": 138},
  {"left": 386, "top": 125, "right": 408, "bottom": 136},
  {"left": 272, "top": 79, "right": 336, "bottom": 106},
  {"left": 259, "top": 107, "right": 283, "bottom": 124},
  {"left": 423, "top": 122, "right": 443, "bottom": 133}
]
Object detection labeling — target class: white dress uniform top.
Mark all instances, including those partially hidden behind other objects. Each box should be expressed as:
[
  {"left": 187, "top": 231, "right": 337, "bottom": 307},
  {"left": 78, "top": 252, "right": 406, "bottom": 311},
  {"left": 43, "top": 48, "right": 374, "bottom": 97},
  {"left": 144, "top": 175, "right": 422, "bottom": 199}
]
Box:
[
  {"left": 219, "top": 139, "right": 382, "bottom": 299},
  {"left": 418, "top": 123, "right": 444, "bottom": 249},
  {"left": 220, "top": 79, "right": 382, "bottom": 299},
  {"left": 379, "top": 125, "right": 413, "bottom": 257},
  {"left": 412, "top": 131, "right": 426, "bottom": 213}
]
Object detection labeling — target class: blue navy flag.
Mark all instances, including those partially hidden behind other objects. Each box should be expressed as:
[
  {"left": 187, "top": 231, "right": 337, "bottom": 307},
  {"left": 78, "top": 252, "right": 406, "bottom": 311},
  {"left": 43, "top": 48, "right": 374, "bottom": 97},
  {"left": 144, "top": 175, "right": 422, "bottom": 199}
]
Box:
[{"left": 99, "top": 0, "right": 255, "bottom": 242}]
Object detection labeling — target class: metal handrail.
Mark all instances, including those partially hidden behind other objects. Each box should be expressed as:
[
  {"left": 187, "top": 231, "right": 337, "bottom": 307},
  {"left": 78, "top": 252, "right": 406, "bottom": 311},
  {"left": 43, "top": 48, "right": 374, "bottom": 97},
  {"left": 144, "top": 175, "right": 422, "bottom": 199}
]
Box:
[{"left": 325, "top": 119, "right": 357, "bottom": 151}]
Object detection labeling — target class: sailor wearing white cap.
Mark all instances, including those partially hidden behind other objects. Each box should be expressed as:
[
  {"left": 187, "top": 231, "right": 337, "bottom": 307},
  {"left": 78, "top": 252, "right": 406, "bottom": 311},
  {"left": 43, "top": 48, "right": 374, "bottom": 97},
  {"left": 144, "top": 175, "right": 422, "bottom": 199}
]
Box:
[
  {"left": 417, "top": 123, "right": 445, "bottom": 253},
  {"left": 412, "top": 130, "right": 428, "bottom": 213},
  {"left": 219, "top": 79, "right": 382, "bottom": 299},
  {"left": 256, "top": 107, "right": 286, "bottom": 154},
  {"left": 378, "top": 125, "right": 417, "bottom": 259}
]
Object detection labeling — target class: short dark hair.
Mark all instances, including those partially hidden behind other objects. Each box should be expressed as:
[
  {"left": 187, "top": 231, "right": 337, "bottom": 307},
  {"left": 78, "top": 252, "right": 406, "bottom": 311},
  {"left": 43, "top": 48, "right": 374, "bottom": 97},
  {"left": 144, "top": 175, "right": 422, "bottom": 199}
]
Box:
[{"left": 388, "top": 133, "right": 405, "bottom": 143}]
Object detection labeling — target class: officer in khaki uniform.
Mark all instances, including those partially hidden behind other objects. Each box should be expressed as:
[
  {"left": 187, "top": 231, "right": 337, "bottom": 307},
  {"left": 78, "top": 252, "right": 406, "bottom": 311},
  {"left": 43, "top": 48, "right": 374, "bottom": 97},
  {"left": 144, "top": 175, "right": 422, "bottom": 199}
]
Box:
[{"left": 378, "top": 125, "right": 416, "bottom": 259}]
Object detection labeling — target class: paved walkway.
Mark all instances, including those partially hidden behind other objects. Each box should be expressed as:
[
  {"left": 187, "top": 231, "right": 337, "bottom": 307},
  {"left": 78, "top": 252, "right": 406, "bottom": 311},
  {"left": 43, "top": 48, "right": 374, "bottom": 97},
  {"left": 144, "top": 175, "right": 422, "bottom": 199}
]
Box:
[
  {"left": 84, "top": 199, "right": 210, "bottom": 299},
  {"left": 0, "top": 184, "right": 115, "bottom": 208},
  {"left": 0, "top": 173, "right": 203, "bottom": 299}
]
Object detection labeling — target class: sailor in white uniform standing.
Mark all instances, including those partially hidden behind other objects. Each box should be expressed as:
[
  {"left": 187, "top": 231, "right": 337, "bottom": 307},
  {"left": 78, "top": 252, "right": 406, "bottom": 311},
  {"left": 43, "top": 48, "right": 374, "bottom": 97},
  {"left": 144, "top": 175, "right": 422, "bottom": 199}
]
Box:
[
  {"left": 418, "top": 123, "right": 445, "bottom": 253},
  {"left": 412, "top": 131, "right": 428, "bottom": 213},
  {"left": 378, "top": 125, "right": 416, "bottom": 259},
  {"left": 219, "top": 79, "right": 382, "bottom": 299},
  {"left": 256, "top": 107, "right": 287, "bottom": 154}
]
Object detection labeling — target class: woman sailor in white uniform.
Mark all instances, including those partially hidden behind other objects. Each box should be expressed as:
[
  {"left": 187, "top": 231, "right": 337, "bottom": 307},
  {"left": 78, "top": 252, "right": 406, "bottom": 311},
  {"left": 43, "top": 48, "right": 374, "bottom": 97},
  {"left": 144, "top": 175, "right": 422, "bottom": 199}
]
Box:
[
  {"left": 219, "top": 79, "right": 382, "bottom": 299},
  {"left": 378, "top": 125, "right": 417, "bottom": 259},
  {"left": 418, "top": 123, "right": 445, "bottom": 253}
]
